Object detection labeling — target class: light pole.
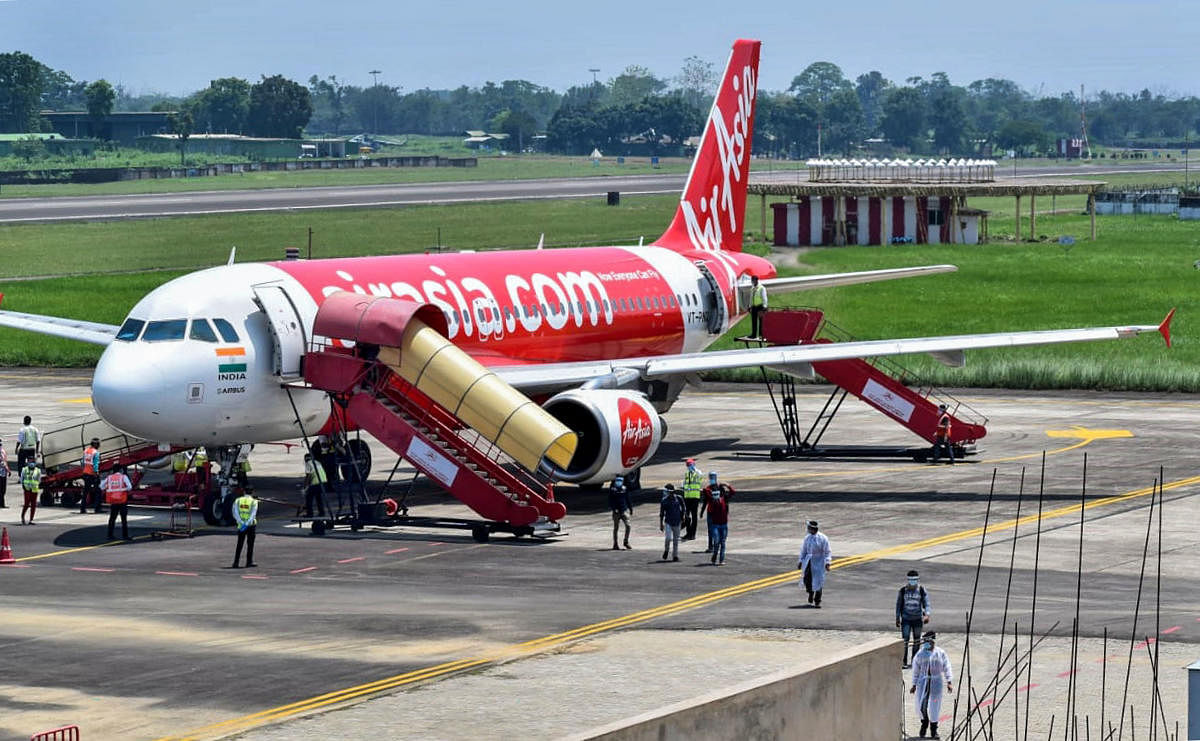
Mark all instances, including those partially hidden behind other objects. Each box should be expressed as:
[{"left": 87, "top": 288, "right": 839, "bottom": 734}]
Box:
[
  {"left": 588, "top": 68, "right": 599, "bottom": 102},
  {"left": 369, "top": 69, "right": 381, "bottom": 135}
]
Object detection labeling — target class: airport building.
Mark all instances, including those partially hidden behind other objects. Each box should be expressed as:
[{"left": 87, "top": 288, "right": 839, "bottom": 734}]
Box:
[{"left": 752, "top": 158, "right": 1106, "bottom": 246}]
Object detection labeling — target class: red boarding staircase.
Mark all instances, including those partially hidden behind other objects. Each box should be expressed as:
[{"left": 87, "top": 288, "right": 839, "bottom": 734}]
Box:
[
  {"left": 762, "top": 309, "right": 987, "bottom": 445},
  {"left": 302, "top": 349, "right": 566, "bottom": 527}
]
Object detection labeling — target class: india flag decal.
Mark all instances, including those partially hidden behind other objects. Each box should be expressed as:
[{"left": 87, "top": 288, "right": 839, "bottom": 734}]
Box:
[{"left": 216, "top": 346, "right": 247, "bottom": 373}]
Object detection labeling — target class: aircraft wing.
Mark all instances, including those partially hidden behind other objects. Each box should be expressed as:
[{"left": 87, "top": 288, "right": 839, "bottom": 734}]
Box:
[
  {"left": 496, "top": 314, "right": 1173, "bottom": 394},
  {"left": 0, "top": 308, "right": 119, "bottom": 346},
  {"left": 760, "top": 264, "right": 957, "bottom": 294}
]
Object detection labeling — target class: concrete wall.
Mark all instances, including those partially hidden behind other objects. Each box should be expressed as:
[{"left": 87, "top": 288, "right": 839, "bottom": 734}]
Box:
[{"left": 564, "top": 637, "right": 902, "bottom": 741}]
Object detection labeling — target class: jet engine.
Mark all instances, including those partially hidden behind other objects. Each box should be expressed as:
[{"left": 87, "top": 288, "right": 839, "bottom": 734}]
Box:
[{"left": 541, "top": 389, "right": 665, "bottom": 485}]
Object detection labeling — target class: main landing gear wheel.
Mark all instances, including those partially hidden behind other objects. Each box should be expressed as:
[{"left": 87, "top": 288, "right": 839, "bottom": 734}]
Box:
[
  {"left": 340, "top": 438, "right": 372, "bottom": 483},
  {"left": 202, "top": 494, "right": 234, "bottom": 526}
]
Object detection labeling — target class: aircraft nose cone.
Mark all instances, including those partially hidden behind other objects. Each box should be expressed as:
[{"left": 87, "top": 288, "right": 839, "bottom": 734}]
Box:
[{"left": 92, "top": 345, "right": 166, "bottom": 438}]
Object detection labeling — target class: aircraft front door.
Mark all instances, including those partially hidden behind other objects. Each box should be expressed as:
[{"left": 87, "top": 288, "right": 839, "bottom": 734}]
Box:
[{"left": 252, "top": 283, "right": 307, "bottom": 379}]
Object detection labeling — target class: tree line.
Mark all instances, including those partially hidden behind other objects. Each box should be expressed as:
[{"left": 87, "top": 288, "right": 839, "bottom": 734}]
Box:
[{"left": 3, "top": 49, "right": 1199, "bottom": 157}]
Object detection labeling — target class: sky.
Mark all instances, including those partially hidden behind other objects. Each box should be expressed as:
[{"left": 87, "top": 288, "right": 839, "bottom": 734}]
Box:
[{"left": 2, "top": 0, "right": 1199, "bottom": 99}]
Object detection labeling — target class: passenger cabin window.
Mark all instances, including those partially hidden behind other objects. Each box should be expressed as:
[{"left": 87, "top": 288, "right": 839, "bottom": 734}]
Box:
[
  {"left": 115, "top": 318, "right": 145, "bottom": 342},
  {"left": 189, "top": 319, "right": 219, "bottom": 343},
  {"left": 142, "top": 319, "right": 187, "bottom": 342},
  {"left": 212, "top": 318, "right": 241, "bottom": 343}
]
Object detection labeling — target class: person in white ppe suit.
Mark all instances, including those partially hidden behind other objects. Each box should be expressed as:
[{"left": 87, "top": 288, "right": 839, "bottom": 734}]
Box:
[
  {"left": 910, "top": 631, "right": 953, "bottom": 739},
  {"left": 797, "top": 519, "right": 831, "bottom": 607}
]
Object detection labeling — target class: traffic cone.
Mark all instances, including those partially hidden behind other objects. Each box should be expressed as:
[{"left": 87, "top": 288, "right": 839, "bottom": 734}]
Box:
[{"left": 0, "top": 527, "right": 14, "bottom": 564}]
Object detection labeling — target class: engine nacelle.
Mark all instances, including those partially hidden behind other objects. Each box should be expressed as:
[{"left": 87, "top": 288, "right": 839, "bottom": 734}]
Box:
[{"left": 541, "top": 389, "right": 665, "bottom": 485}]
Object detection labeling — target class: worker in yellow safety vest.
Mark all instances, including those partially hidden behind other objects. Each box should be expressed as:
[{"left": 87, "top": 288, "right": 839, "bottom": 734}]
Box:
[
  {"left": 102, "top": 464, "right": 133, "bottom": 540},
  {"left": 20, "top": 459, "right": 41, "bottom": 525},
  {"left": 749, "top": 275, "right": 768, "bottom": 340},
  {"left": 231, "top": 491, "right": 258, "bottom": 568},
  {"left": 930, "top": 404, "right": 954, "bottom": 465},
  {"left": 681, "top": 458, "right": 705, "bottom": 541},
  {"left": 16, "top": 415, "right": 40, "bottom": 471},
  {"left": 303, "top": 453, "right": 328, "bottom": 519},
  {"left": 80, "top": 437, "right": 102, "bottom": 514}
]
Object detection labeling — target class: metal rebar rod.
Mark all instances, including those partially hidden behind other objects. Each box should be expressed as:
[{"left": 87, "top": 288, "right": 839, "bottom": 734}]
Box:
[
  {"left": 1153, "top": 471, "right": 1163, "bottom": 740},
  {"left": 1144, "top": 638, "right": 1172, "bottom": 740},
  {"left": 1067, "top": 453, "right": 1088, "bottom": 741},
  {"left": 1014, "top": 620, "right": 1021, "bottom": 741},
  {"left": 996, "top": 468, "right": 1025, "bottom": 715},
  {"left": 1024, "top": 453, "right": 1047, "bottom": 741},
  {"left": 1116, "top": 482, "right": 1157, "bottom": 741},
  {"left": 1100, "top": 626, "right": 1107, "bottom": 740},
  {"left": 955, "top": 470, "right": 997, "bottom": 739},
  {"left": 960, "top": 621, "right": 1060, "bottom": 741}
]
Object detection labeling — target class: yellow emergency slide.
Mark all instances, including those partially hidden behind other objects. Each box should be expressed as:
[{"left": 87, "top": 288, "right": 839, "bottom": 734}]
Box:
[{"left": 376, "top": 319, "right": 577, "bottom": 473}]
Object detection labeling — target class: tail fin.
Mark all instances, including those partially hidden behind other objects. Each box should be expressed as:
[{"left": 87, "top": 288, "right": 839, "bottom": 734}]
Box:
[{"left": 654, "top": 39, "right": 761, "bottom": 254}]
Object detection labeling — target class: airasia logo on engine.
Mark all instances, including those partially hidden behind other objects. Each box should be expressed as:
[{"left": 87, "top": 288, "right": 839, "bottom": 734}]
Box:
[{"left": 618, "top": 398, "right": 654, "bottom": 467}]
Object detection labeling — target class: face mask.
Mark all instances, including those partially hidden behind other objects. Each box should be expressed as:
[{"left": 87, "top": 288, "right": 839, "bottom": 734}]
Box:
[
  {"left": 923, "top": 641, "right": 933, "bottom": 651},
  {"left": 908, "top": 578, "right": 919, "bottom": 586}
]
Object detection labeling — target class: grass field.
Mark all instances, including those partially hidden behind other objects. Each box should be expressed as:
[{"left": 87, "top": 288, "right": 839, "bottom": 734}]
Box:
[
  {"left": 0, "top": 189, "right": 1194, "bottom": 390},
  {"left": 0, "top": 155, "right": 695, "bottom": 198}
]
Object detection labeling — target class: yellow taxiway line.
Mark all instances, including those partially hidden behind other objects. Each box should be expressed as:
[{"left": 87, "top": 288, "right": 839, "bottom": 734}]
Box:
[{"left": 159, "top": 449, "right": 1195, "bottom": 741}]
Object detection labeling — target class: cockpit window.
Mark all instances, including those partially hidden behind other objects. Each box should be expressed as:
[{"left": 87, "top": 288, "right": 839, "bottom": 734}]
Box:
[
  {"left": 189, "top": 319, "right": 219, "bottom": 343},
  {"left": 212, "top": 318, "right": 240, "bottom": 343},
  {"left": 115, "top": 318, "right": 145, "bottom": 342},
  {"left": 142, "top": 319, "right": 187, "bottom": 342}
]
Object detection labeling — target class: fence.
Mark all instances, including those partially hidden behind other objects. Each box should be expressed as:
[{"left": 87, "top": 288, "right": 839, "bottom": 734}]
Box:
[{"left": 0, "top": 156, "right": 476, "bottom": 185}]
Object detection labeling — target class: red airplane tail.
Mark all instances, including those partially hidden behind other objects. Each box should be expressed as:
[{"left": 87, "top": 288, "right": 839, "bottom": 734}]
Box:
[{"left": 653, "top": 38, "right": 761, "bottom": 255}]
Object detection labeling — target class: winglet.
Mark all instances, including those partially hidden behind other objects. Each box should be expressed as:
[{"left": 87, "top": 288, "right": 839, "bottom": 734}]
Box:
[
  {"left": 0, "top": 293, "right": 5, "bottom": 308},
  {"left": 1158, "top": 307, "right": 1175, "bottom": 348}
]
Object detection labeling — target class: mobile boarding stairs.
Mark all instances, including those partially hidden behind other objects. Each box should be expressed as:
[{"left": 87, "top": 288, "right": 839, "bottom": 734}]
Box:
[{"left": 741, "top": 309, "right": 987, "bottom": 461}]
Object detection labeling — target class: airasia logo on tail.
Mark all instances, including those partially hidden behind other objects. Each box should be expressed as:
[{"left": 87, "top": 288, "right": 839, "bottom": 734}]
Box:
[
  {"left": 655, "top": 39, "right": 760, "bottom": 257},
  {"left": 618, "top": 397, "right": 654, "bottom": 467}
]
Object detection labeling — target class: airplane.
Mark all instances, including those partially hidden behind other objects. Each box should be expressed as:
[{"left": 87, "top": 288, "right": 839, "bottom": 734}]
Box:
[{"left": 0, "top": 39, "right": 1171, "bottom": 525}]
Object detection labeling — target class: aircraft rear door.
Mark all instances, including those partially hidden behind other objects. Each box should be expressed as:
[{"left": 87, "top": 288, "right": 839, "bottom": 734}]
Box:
[
  {"left": 251, "top": 283, "right": 307, "bottom": 379},
  {"left": 694, "top": 261, "right": 727, "bottom": 335}
]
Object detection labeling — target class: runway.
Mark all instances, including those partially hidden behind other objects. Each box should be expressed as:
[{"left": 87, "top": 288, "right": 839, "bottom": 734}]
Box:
[
  {"left": 0, "top": 162, "right": 1189, "bottom": 224},
  {"left": 1, "top": 376, "right": 1197, "bottom": 739}
]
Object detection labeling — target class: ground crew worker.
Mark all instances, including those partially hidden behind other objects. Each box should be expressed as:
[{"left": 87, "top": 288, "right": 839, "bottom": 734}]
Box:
[
  {"left": 80, "top": 438, "right": 102, "bottom": 514},
  {"left": 303, "top": 453, "right": 328, "bottom": 518},
  {"left": 681, "top": 459, "right": 704, "bottom": 540},
  {"left": 231, "top": 490, "right": 258, "bottom": 568},
  {"left": 700, "top": 476, "right": 733, "bottom": 565},
  {"left": 16, "top": 415, "right": 39, "bottom": 471},
  {"left": 102, "top": 464, "right": 133, "bottom": 540},
  {"left": 700, "top": 472, "right": 734, "bottom": 553},
  {"left": 659, "top": 484, "right": 685, "bottom": 562},
  {"left": 798, "top": 519, "right": 832, "bottom": 607},
  {"left": 193, "top": 447, "right": 210, "bottom": 490},
  {"left": 20, "top": 459, "right": 41, "bottom": 525},
  {"left": 234, "top": 445, "right": 253, "bottom": 490},
  {"left": 910, "top": 631, "right": 954, "bottom": 739},
  {"left": 608, "top": 474, "right": 632, "bottom": 550},
  {"left": 896, "top": 569, "right": 932, "bottom": 667},
  {"left": 749, "top": 275, "right": 768, "bottom": 339},
  {"left": 930, "top": 404, "right": 954, "bottom": 464},
  {"left": 0, "top": 438, "right": 9, "bottom": 509}
]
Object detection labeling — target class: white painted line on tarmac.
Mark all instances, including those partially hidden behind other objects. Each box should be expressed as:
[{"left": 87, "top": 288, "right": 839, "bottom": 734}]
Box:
[{"left": 289, "top": 566, "right": 317, "bottom": 574}]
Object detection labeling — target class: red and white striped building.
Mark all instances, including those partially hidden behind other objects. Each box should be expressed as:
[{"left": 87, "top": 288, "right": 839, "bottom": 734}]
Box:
[
  {"left": 766, "top": 158, "right": 993, "bottom": 247},
  {"left": 771, "top": 195, "right": 986, "bottom": 246}
]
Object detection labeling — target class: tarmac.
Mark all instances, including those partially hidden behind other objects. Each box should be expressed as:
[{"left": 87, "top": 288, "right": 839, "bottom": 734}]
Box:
[{"left": 1, "top": 370, "right": 1198, "bottom": 740}]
